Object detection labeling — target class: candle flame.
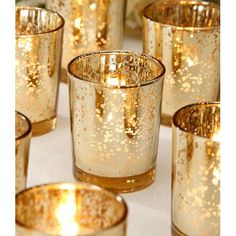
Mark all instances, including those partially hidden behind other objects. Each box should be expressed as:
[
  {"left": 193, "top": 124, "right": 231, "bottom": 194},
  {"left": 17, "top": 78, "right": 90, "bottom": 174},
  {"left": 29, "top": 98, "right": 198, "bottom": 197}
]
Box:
[
  {"left": 186, "top": 57, "right": 195, "bottom": 67},
  {"left": 106, "top": 75, "right": 126, "bottom": 87},
  {"left": 198, "top": 5, "right": 204, "bottom": 11},
  {"left": 56, "top": 190, "right": 80, "bottom": 235},
  {"left": 74, "top": 17, "right": 82, "bottom": 29},
  {"left": 90, "top": 3, "right": 96, "bottom": 11}
]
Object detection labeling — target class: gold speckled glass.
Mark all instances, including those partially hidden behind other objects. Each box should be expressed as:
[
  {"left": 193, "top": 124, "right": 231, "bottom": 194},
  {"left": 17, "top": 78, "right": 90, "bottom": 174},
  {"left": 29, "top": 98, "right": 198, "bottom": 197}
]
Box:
[
  {"left": 16, "top": 183, "right": 128, "bottom": 236},
  {"left": 68, "top": 51, "right": 165, "bottom": 193},
  {"left": 15, "top": 111, "right": 32, "bottom": 193},
  {"left": 143, "top": 0, "right": 220, "bottom": 126},
  {"left": 172, "top": 102, "right": 220, "bottom": 236},
  {"left": 45, "top": 0, "right": 126, "bottom": 83},
  {"left": 15, "top": 7, "right": 64, "bottom": 136}
]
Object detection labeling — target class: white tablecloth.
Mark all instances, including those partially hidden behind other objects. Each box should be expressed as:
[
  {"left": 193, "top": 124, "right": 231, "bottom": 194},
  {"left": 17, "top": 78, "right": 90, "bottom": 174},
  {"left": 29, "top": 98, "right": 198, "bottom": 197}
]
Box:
[{"left": 28, "top": 33, "right": 172, "bottom": 236}]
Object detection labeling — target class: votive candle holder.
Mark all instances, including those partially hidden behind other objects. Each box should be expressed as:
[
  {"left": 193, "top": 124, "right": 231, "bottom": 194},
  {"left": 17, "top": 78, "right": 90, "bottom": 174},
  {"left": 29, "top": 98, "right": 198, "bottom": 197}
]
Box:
[
  {"left": 143, "top": 0, "right": 220, "bottom": 126},
  {"left": 46, "top": 0, "right": 126, "bottom": 83},
  {"left": 172, "top": 102, "right": 220, "bottom": 236},
  {"left": 16, "top": 183, "right": 128, "bottom": 236},
  {"left": 15, "top": 111, "right": 32, "bottom": 193},
  {"left": 15, "top": 6, "right": 64, "bottom": 135},
  {"left": 68, "top": 50, "right": 165, "bottom": 193}
]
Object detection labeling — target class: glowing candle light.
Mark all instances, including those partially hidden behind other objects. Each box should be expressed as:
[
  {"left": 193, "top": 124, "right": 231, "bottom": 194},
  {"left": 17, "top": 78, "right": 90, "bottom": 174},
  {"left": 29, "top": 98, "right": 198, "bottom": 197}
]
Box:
[
  {"left": 56, "top": 184, "right": 80, "bottom": 235},
  {"left": 105, "top": 74, "right": 126, "bottom": 87},
  {"left": 74, "top": 17, "right": 82, "bottom": 29},
  {"left": 90, "top": 3, "right": 96, "bottom": 11},
  {"left": 16, "top": 183, "right": 128, "bottom": 236}
]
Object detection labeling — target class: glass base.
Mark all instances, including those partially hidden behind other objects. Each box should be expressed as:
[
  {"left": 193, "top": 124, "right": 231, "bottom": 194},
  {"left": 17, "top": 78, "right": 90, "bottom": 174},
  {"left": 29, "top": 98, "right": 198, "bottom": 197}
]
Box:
[
  {"left": 161, "top": 113, "right": 172, "bottom": 127},
  {"left": 171, "top": 224, "right": 188, "bottom": 236},
  {"left": 61, "top": 68, "right": 68, "bottom": 83},
  {"left": 32, "top": 116, "right": 57, "bottom": 136},
  {"left": 74, "top": 165, "right": 156, "bottom": 193}
]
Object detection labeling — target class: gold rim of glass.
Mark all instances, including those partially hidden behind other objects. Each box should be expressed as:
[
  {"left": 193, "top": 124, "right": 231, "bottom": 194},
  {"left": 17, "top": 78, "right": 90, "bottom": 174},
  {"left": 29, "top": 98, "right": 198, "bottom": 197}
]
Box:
[
  {"left": 143, "top": 0, "right": 220, "bottom": 31},
  {"left": 16, "top": 6, "right": 65, "bottom": 37},
  {"left": 16, "top": 182, "right": 128, "bottom": 235},
  {"left": 15, "top": 111, "right": 32, "bottom": 141},
  {"left": 172, "top": 102, "right": 220, "bottom": 140},
  {"left": 67, "top": 50, "right": 166, "bottom": 89}
]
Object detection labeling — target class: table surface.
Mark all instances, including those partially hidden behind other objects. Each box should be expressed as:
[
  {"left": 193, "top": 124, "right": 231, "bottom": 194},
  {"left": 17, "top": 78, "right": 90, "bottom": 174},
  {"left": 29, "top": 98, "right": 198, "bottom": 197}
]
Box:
[{"left": 28, "top": 33, "right": 172, "bottom": 236}]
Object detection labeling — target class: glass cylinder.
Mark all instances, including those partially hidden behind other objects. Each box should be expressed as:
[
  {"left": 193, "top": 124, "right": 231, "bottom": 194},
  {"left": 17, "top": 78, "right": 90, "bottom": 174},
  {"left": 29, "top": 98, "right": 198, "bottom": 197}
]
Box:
[
  {"left": 68, "top": 51, "right": 165, "bottom": 193},
  {"left": 172, "top": 102, "right": 220, "bottom": 236},
  {"left": 16, "top": 183, "right": 128, "bottom": 236},
  {"left": 143, "top": 0, "right": 220, "bottom": 126},
  {"left": 15, "top": 6, "right": 64, "bottom": 135},
  {"left": 45, "top": 0, "right": 126, "bottom": 83},
  {"left": 15, "top": 111, "right": 32, "bottom": 193}
]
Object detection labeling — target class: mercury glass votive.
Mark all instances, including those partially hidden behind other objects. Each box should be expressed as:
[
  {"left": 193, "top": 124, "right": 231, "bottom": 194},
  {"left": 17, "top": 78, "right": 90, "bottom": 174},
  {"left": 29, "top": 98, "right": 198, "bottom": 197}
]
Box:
[
  {"left": 68, "top": 51, "right": 165, "bottom": 193},
  {"left": 15, "top": 6, "right": 64, "bottom": 135},
  {"left": 172, "top": 102, "right": 220, "bottom": 236},
  {"left": 16, "top": 183, "right": 128, "bottom": 236},
  {"left": 46, "top": 0, "right": 126, "bottom": 83},
  {"left": 143, "top": 0, "right": 220, "bottom": 126},
  {"left": 15, "top": 111, "right": 32, "bottom": 193}
]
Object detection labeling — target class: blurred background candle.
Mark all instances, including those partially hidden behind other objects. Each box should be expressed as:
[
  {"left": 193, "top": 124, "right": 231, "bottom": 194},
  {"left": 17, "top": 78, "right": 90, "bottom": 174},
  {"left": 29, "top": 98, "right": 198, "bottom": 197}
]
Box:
[
  {"left": 126, "top": 0, "right": 155, "bottom": 31},
  {"left": 143, "top": 0, "right": 220, "bottom": 126},
  {"left": 172, "top": 102, "right": 220, "bottom": 236},
  {"left": 68, "top": 51, "right": 165, "bottom": 193},
  {"left": 15, "top": 111, "right": 32, "bottom": 193},
  {"left": 15, "top": 7, "right": 64, "bottom": 135},
  {"left": 46, "top": 0, "right": 126, "bottom": 83},
  {"left": 16, "top": 183, "right": 128, "bottom": 236}
]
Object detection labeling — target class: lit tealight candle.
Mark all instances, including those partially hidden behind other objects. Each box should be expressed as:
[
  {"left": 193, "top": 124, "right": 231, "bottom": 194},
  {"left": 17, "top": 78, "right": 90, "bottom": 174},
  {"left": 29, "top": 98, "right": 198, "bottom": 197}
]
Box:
[
  {"left": 105, "top": 74, "right": 126, "bottom": 87},
  {"left": 16, "top": 183, "right": 128, "bottom": 236},
  {"left": 56, "top": 188, "right": 80, "bottom": 235}
]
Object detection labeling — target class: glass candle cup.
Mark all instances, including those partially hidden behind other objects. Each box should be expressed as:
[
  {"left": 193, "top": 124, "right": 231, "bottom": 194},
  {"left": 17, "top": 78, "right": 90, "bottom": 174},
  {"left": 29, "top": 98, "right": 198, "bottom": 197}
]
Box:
[
  {"left": 15, "top": 111, "right": 32, "bottom": 193},
  {"left": 68, "top": 51, "right": 165, "bottom": 193},
  {"left": 46, "top": 0, "right": 126, "bottom": 83},
  {"left": 16, "top": 183, "right": 128, "bottom": 236},
  {"left": 143, "top": 0, "right": 220, "bottom": 126},
  {"left": 172, "top": 102, "right": 220, "bottom": 236},
  {"left": 15, "top": 6, "right": 64, "bottom": 136}
]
